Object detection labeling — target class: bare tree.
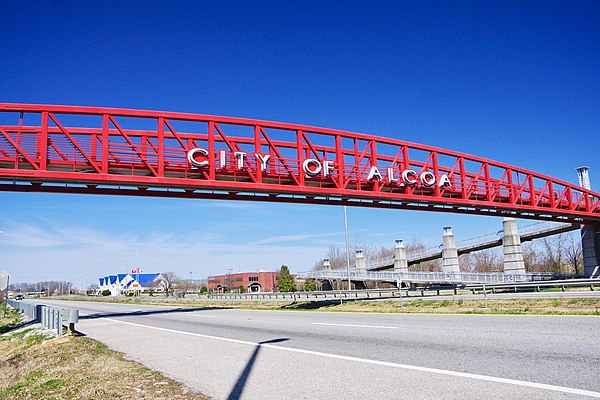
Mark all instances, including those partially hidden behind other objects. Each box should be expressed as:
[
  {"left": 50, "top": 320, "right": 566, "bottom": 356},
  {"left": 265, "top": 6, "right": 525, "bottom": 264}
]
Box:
[
  {"left": 158, "top": 272, "right": 179, "bottom": 297},
  {"left": 473, "top": 249, "right": 502, "bottom": 272},
  {"left": 564, "top": 233, "right": 583, "bottom": 275},
  {"left": 540, "top": 235, "right": 566, "bottom": 273},
  {"left": 318, "top": 244, "right": 346, "bottom": 270},
  {"left": 522, "top": 243, "right": 543, "bottom": 272}
]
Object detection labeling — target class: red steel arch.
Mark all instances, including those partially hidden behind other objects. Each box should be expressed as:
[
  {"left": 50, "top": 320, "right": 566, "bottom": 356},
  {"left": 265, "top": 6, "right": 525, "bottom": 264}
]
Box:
[{"left": 0, "top": 103, "right": 599, "bottom": 225}]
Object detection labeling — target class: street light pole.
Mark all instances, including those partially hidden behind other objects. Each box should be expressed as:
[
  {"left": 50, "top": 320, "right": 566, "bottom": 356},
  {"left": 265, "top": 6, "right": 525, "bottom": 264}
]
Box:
[
  {"left": 344, "top": 206, "right": 351, "bottom": 291},
  {"left": 136, "top": 249, "right": 140, "bottom": 296}
]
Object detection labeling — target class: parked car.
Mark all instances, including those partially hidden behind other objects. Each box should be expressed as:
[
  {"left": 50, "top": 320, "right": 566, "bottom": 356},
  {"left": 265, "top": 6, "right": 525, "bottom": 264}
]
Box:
[{"left": 14, "top": 294, "right": 24, "bottom": 300}]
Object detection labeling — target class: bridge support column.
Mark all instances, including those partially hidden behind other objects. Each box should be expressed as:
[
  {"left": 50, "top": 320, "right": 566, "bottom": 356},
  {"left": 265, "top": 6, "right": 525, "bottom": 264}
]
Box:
[
  {"left": 355, "top": 250, "right": 366, "bottom": 273},
  {"left": 393, "top": 240, "right": 408, "bottom": 273},
  {"left": 502, "top": 218, "right": 526, "bottom": 275},
  {"left": 577, "top": 167, "right": 600, "bottom": 277},
  {"left": 581, "top": 226, "right": 600, "bottom": 277},
  {"left": 441, "top": 227, "right": 460, "bottom": 274}
]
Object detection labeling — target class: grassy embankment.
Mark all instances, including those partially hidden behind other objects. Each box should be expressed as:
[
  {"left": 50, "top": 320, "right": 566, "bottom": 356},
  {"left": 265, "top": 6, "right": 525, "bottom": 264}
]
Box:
[
  {"left": 54, "top": 294, "right": 600, "bottom": 316},
  {"left": 0, "top": 303, "right": 210, "bottom": 400}
]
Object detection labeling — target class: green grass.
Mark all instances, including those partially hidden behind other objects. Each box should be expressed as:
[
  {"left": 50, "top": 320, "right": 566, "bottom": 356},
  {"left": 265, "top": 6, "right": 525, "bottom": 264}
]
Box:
[{"left": 0, "top": 303, "right": 23, "bottom": 334}]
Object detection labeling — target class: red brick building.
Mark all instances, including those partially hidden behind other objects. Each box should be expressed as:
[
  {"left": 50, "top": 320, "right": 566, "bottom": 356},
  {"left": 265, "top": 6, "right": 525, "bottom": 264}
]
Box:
[{"left": 208, "top": 271, "right": 279, "bottom": 293}]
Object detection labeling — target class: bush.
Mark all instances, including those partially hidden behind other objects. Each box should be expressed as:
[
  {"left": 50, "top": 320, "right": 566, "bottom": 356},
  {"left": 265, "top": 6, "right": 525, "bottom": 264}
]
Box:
[
  {"left": 101, "top": 289, "right": 111, "bottom": 297},
  {"left": 199, "top": 287, "right": 208, "bottom": 295},
  {"left": 304, "top": 279, "right": 317, "bottom": 292},
  {"left": 278, "top": 265, "right": 296, "bottom": 292}
]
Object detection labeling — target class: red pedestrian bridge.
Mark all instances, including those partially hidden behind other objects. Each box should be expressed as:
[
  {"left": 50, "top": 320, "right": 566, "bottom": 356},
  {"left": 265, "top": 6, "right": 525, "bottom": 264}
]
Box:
[{"left": 0, "top": 103, "right": 599, "bottom": 225}]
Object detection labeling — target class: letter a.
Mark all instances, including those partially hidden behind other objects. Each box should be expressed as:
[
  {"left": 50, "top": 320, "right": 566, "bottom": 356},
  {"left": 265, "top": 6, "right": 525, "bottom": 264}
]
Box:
[{"left": 367, "top": 166, "right": 383, "bottom": 181}]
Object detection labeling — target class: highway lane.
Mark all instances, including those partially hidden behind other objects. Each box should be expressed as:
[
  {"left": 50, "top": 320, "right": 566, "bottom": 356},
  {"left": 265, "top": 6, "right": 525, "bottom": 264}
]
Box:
[{"left": 39, "top": 300, "right": 600, "bottom": 399}]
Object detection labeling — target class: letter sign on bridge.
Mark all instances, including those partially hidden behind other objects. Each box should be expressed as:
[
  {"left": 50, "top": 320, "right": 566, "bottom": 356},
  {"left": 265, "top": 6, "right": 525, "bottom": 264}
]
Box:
[{"left": 0, "top": 103, "right": 599, "bottom": 225}]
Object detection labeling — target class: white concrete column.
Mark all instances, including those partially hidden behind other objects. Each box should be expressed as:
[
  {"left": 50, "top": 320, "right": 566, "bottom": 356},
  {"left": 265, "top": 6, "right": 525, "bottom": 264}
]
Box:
[
  {"left": 355, "top": 250, "right": 366, "bottom": 272},
  {"left": 577, "top": 167, "right": 600, "bottom": 277},
  {"left": 502, "top": 217, "right": 526, "bottom": 275},
  {"left": 441, "top": 227, "right": 460, "bottom": 274},
  {"left": 581, "top": 226, "right": 600, "bottom": 277},
  {"left": 393, "top": 240, "right": 408, "bottom": 273}
]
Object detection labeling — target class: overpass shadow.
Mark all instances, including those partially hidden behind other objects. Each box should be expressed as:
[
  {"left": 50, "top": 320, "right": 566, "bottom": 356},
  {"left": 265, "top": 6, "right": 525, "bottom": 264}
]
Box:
[
  {"left": 280, "top": 297, "right": 377, "bottom": 310},
  {"left": 79, "top": 306, "right": 227, "bottom": 320},
  {"left": 227, "top": 338, "right": 289, "bottom": 400}
]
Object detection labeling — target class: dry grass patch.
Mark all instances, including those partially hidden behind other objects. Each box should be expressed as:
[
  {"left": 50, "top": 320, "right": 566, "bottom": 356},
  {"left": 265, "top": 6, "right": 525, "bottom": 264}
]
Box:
[
  {"left": 48, "top": 295, "right": 600, "bottom": 315},
  {"left": 0, "top": 333, "right": 210, "bottom": 400},
  {"left": 315, "top": 297, "right": 600, "bottom": 315}
]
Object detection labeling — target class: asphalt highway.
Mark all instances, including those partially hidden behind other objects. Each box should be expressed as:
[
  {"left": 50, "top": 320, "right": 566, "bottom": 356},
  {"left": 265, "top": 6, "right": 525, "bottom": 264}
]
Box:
[{"left": 40, "top": 300, "right": 600, "bottom": 399}]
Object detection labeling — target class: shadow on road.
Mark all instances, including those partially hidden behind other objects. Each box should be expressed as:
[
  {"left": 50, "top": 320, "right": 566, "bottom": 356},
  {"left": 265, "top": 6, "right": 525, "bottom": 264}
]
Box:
[
  {"left": 227, "top": 337, "right": 289, "bottom": 400},
  {"left": 280, "top": 297, "right": 371, "bottom": 310},
  {"left": 79, "top": 306, "right": 227, "bottom": 320}
]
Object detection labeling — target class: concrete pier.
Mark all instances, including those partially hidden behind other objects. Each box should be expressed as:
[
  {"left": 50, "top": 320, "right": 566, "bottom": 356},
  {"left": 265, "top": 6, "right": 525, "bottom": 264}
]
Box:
[
  {"left": 441, "top": 227, "right": 460, "bottom": 273},
  {"left": 581, "top": 225, "right": 600, "bottom": 277},
  {"left": 502, "top": 217, "right": 526, "bottom": 274},
  {"left": 577, "top": 167, "right": 600, "bottom": 277},
  {"left": 355, "top": 250, "right": 366, "bottom": 272},
  {"left": 393, "top": 239, "right": 409, "bottom": 273}
]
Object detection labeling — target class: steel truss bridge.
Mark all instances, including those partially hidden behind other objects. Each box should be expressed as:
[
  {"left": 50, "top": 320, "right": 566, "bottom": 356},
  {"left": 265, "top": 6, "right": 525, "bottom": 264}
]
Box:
[{"left": 1, "top": 103, "right": 600, "bottom": 225}]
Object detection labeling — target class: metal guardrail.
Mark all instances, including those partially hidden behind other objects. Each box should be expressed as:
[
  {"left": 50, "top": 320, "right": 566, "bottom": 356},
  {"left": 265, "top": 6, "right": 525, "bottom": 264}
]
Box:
[
  {"left": 299, "top": 270, "right": 555, "bottom": 284},
  {"left": 209, "top": 288, "right": 403, "bottom": 301},
  {"left": 6, "top": 299, "right": 79, "bottom": 335},
  {"left": 209, "top": 278, "right": 600, "bottom": 301},
  {"left": 467, "top": 278, "right": 600, "bottom": 292}
]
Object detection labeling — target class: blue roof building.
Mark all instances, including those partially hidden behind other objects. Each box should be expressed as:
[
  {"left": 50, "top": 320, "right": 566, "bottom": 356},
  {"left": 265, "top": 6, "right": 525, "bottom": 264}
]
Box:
[{"left": 98, "top": 272, "right": 161, "bottom": 296}]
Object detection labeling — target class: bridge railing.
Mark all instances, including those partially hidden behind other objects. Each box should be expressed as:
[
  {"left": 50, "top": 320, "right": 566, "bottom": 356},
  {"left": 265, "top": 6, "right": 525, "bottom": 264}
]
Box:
[
  {"left": 518, "top": 221, "right": 574, "bottom": 236},
  {"left": 300, "top": 270, "right": 555, "bottom": 284},
  {"left": 1, "top": 103, "right": 599, "bottom": 224}
]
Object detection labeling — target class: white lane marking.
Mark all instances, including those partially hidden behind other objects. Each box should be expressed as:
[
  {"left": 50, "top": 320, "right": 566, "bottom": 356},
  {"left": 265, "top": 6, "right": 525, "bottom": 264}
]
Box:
[
  {"left": 103, "top": 318, "right": 600, "bottom": 398},
  {"left": 312, "top": 322, "right": 397, "bottom": 329},
  {"left": 188, "top": 314, "right": 218, "bottom": 318}
]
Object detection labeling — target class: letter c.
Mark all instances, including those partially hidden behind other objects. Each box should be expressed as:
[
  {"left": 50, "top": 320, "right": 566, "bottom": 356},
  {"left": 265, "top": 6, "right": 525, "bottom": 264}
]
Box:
[{"left": 187, "top": 148, "right": 209, "bottom": 168}]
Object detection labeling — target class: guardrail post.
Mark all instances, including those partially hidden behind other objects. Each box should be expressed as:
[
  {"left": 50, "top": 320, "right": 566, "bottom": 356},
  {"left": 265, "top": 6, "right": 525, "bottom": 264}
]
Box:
[
  {"left": 67, "top": 309, "right": 79, "bottom": 335},
  {"left": 483, "top": 284, "right": 488, "bottom": 308},
  {"left": 35, "top": 304, "right": 43, "bottom": 322}
]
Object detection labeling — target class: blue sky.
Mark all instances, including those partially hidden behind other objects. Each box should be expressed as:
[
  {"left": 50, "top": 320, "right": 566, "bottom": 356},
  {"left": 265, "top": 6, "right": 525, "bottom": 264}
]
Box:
[{"left": 1, "top": 1, "right": 599, "bottom": 286}]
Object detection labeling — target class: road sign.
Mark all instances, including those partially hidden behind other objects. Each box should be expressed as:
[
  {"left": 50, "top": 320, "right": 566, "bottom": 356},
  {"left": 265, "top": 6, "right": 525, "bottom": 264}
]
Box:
[{"left": 0, "top": 271, "right": 10, "bottom": 290}]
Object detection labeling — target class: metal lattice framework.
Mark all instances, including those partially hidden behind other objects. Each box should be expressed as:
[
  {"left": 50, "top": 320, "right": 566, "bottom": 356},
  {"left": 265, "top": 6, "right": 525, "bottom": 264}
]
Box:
[{"left": 1, "top": 103, "right": 599, "bottom": 224}]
